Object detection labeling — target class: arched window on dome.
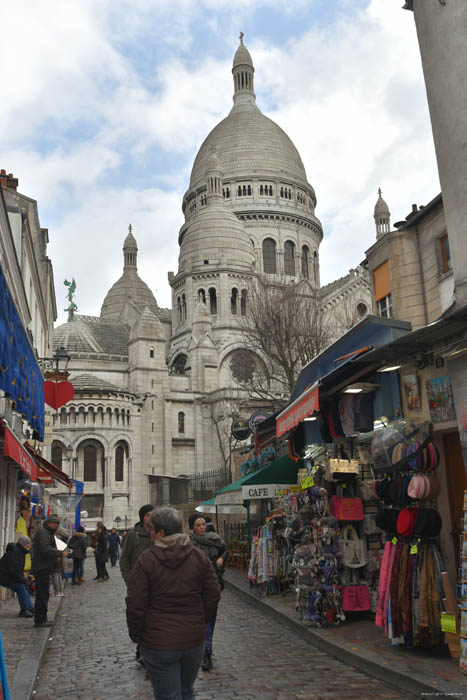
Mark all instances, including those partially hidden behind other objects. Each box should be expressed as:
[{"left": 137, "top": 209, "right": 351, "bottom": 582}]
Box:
[
  {"left": 280, "top": 187, "right": 284, "bottom": 198},
  {"left": 209, "top": 288, "right": 217, "bottom": 315},
  {"left": 289, "top": 189, "right": 292, "bottom": 199},
  {"left": 237, "top": 185, "right": 242, "bottom": 197},
  {"left": 284, "top": 241, "right": 295, "bottom": 276},
  {"left": 83, "top": 445, "right": 97, "bottom": 482},
  {"left": 259, "top": 185, "right": 264, "bottom": 195},
  {"left": 231, "top": 287, "right": 238, "bottom": 315},
  {"left": 242, "top": 185, "right": 247, "bottom": 196},
  {"left": 149, "top": 346, "right": 155, "bottom": 359},
  {"left": 269, "top": 185, "right": 273, "bottom": 196},
  {"left": 263, "top": 238, "right": 277, "bottom": 274},
  {"left": 241, "top": 289, "right": 247, "bottom": 316},
  {"left": 198, "top": 288, "right": 206, "bottom": 304},
  {"left": 182, "top": 294, "right": 186, "bottom": 321},
  {"left": 176, "top": 296, "right": 181, "bottom": 324},
  {"left": 301, "top": 245, "right": 310, "bottom": 280},
  {"left": 247, "top": 185, "right": 251, "bottom": 196}
]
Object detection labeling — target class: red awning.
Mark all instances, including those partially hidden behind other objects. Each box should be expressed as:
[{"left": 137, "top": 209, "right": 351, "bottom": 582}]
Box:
[
  {"left": 2, "top": 426, "right": 37, "bottom": 480},
  {"left": 25, "top": 443, "right": 73, "bottom": 489},
  {"left": 276, "top": 383, "right": 319, "bottom": 438}
]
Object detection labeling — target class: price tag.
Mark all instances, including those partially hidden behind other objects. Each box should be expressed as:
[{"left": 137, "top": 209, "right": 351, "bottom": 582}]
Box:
[
  {"left": 391, "top": 537, "right": 397, "bottom": 545},
  {"left": 300, "top": 475, "right": 315, "bottom": 490},
  {"left": 410, "top": 544, "right": 418, "bottom": 555},
  {"left": 441, "top": 613, "right": 457, "bottom": 634},
  {"left": 290, "top": 485, "right": 301, "bottom": 493}
]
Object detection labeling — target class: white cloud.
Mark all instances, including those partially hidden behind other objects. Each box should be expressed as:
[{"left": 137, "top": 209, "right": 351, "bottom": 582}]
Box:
[{"left": 0, "top": 0, "right": 441, "bottom": 325}]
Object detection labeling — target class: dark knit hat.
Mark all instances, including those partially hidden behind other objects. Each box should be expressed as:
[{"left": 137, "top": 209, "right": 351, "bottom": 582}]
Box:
[
  {"left": 45, "top": 514, "right": 60, "bottom": 525},
  {"left": 188, "top": 514, "right": 211, "bottom": 530},
  {"left": 139, "top": 504, "right": 154, "bottom": 523}
]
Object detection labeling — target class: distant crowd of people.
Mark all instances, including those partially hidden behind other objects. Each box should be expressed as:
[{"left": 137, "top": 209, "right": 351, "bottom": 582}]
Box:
[{"left": 0, "top": 503, "right": 226, "bottom": 700}]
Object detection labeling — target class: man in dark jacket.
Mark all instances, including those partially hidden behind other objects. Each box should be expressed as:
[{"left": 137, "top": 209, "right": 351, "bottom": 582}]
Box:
[
  {"left": 120, "top": 503, "right": 154, "bottom": 665},
  {"left": 31, "top": 514, "right": 65, "bottom": 627},
  {"left": 126, "top": 507, "right": 220, "bottom": 700},
  {"left": 0, "top": 535, "right": 34, "bottom": 617}
]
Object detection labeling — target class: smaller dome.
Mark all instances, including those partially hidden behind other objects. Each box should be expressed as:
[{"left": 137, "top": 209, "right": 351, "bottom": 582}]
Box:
[
  {"left": 233, "top": 33, "right": 253, "bottom": 68},
  {"left": 374, "top": 188, "right": 390, "bottom": 217}
]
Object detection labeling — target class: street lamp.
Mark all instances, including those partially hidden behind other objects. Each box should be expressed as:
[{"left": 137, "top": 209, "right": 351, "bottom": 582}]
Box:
[{"left": 37, "top": 346, "right": 71, "bottom": 380}]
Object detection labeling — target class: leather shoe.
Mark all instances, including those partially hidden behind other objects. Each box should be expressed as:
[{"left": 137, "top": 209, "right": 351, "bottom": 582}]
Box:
[
  {"left": 34, "top": 621, "right": 53, "bottom": 628},
  {"left": 201, "top": 654, "right": 212, "bottom": 672},
  {"left": 19, "top": 610, "right": 34, "bottom": 618}
]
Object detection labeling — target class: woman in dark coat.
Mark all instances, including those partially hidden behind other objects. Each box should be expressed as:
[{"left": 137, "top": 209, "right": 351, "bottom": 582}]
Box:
[
  {"left": 188, "top": 515, "right": 227, "bottom": 672},
  {"left": 67, "top": 526, "right": 87, "bottom": 585},
  {"left": 95, "top": 521, "right": 109, "bottom": 581}
]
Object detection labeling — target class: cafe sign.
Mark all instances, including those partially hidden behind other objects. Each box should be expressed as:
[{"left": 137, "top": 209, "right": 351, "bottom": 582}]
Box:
[{"left": 241, "top": 483, "right": 294, "bottom": 500}]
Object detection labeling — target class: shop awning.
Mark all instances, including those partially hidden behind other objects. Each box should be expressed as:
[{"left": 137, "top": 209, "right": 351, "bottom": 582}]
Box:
[
  {"left": 1, "top": 425, "right": 37, "bottom": 480},
  {"left": 215, "top": 456, "right": 302, "bottom": 505},
  {"left": 195, "top": 497, "right": 246, "bottom": 515},
  {"left": 276, "top": 383, "right": 319, "bottom": 437},
  {"left": 24, "top": 443, "right": 73, "bottom": 489}
]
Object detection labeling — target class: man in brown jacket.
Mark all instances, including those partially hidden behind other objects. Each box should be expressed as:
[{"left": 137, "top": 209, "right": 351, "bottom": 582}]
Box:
[{"left": 126, "top": 507, "right": 220, "bottom": 700}]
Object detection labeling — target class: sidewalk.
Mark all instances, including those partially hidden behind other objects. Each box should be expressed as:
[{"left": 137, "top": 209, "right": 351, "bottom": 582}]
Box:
[
  {"left": 0, "top": 589, "right": 62, "bottom": 700},
  {"left": 224, "top": 569, "right": 467, "bottom": 699}
]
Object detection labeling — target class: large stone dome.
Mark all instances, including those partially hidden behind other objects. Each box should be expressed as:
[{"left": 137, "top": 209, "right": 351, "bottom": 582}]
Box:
[{"left": 190, "top": 107, "right": 308, "bottom": 190}]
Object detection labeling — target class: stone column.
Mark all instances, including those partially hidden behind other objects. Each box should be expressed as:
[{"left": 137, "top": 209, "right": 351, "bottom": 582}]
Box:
[{"left": 103, "top": 456, "right": 113, "bottom": 526}]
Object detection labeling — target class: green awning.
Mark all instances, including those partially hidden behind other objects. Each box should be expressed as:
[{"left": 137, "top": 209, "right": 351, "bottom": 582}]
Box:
[{"left": 215, "top": 455, "right": 302, "bottom": 505}]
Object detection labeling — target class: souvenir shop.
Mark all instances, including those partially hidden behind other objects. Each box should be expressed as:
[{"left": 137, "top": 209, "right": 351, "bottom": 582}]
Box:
[{"left": 247, "top": 314, "right": 467, "bottom": 658}]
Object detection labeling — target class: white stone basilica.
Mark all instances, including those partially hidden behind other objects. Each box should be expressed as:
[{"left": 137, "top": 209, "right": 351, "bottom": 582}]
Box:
[{"left": 51, "top": 37, "right": 371, "bottom": 527}]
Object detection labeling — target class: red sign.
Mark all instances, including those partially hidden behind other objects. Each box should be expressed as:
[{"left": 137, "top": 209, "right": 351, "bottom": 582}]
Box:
[
  {"left": 3, "top": 427, "right": 37, "bottom": 480},
  {"left": 44, "top": 380, "right": 74, "bottom": 410},
  {"left": 276, "top": 384, "right": 319, "bottom": 438}
]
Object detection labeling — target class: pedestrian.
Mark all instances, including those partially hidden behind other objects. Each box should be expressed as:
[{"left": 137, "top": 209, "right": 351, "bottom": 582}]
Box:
[
  {"left": 0, "top": 535, "right": 35, "bottom": 617},
  {"left": 31, "top": 514, "right": 66, "bottom": 627},
  {"left": 67, "top": 526, "right": 87, "bottom": 585},
  {"left": 16, "top": 505, "right": 32, "bottom": 574},
  {"left": 95, "top": 521, "right": 109, "bottom": 581},
  {"left": 120, "top": 504, "right": 155, "bottom": 665},
  {"left": 126, "top": 507, "right": 220, "bottom": 700},
  {"left": 188, "top": 514, "right": 227, "bottom": 672},
  {"left": 78, "top": 526, "right": 87, "bottom": 582},
  {"left": 50, "top": 551, "right": 64, "bottom": 597},
  {"left": 108, "top": 527, "right": 121, "bottom": 567},
  {"left": 121, "top": 530, "right": 127, "bottom": 546}
]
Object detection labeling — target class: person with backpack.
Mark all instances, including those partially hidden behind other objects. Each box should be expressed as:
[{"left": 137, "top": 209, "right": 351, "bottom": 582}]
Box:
[{"left": 0, "top": 535, "right": 34, "bottom": 617}]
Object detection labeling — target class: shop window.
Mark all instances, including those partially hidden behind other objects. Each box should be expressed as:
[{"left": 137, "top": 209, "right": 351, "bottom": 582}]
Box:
[
  {"left": 115, "top": 445, "right": 124, "bottom": 482},
  {"left": 263, "top": 238, "right": 277, "bottom": 274},
  {"left": 284, "top": 241, "right": 295, "bottom": 276},
  {"left": 178, "top": 412, "right": 185, "bottom": 434},
  {"left": 231, "top": 287, "right": 238, "bottom": 315},
  {"left": 83, "top": 445, "right": 97, "bottom": 482},
  {"left": 209, "top": 287, "right": 217, "bottom": 315},
  {"left": 241, "top": 289, "right": 247, "bottom": 316},
  {"left": 301, "top": 245, "right": 310, "bottom": 279},
  {"left": 439, "top": 233, "right": 452, "bottom": 273}
]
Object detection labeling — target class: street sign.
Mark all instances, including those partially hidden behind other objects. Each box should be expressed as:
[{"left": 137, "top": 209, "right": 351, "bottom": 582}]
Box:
[
  {"left": 231, "top": 418, "right": 250, "bottom": 441},
  {"left": 248, "top": 411, "right": 270, "bottom": 435}
]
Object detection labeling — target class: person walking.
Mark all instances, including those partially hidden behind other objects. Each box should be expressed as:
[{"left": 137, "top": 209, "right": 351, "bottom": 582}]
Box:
[
  {"left": 0, "top": 535, "right": 35, "bottom": 617},
  {"left": 108, "top": 528, "right": 121, "bottom": 567},
  {"left": 31, "top": 515, "right": 65, "bottom": 627},
  {"left": 67, "top": 526, "right": 87, "bottom": 585},
  {"left": 188, "top": 515, "right": 227, "bottom": 672},
  {"left": 126, "top": 507, "right": 220, "bottom": 700},
  {"left": 95, "top": 521, "right": 109, "bottom": 581},
  {"left": 120, "top": 504, "right": 155, "bottom": 665}
]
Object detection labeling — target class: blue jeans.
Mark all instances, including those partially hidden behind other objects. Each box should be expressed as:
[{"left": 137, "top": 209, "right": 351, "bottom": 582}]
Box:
[
  {"left": 140, "top": 643, "right": 204, "bottom": 700},
  {"left": 3, "top": 583, "right": 33, "bottom": 612}
]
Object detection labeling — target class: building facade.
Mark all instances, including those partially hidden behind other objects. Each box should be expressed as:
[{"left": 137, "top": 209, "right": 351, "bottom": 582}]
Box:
[{"left": 51, "top": 38, "right": 371, "bottom": 528}]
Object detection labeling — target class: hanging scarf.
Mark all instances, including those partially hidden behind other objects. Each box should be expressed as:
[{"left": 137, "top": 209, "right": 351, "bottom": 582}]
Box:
[{"left": 375, "top": 541, "right": 391, "bottom": 628}]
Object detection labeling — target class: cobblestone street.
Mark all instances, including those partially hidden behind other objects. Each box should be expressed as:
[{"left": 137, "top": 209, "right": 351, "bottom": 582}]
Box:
[{"left": 31, "top": 566, "right": 414, "bottom": 700}]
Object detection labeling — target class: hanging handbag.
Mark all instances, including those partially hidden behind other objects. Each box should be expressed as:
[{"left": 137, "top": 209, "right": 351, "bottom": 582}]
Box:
[
  {"left": 341, "top": 568, "right": 371, "bottom": 611},
  {"left": 330, "top": 495, "right": 364, "bottom": 521},
  {"left": 340, "top": 525, "right": 368, "bottom": 568},
  {"left": 326, "top": 458, "right": 360, "bottom": 480}
]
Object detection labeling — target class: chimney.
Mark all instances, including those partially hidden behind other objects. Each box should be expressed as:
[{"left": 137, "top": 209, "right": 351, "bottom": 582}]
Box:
[
  {"left": 411, "top": 204, "right": 418, "bottom": 213},
  {"left": 0, "top": 170, "right": 19, "bottom": 191}
]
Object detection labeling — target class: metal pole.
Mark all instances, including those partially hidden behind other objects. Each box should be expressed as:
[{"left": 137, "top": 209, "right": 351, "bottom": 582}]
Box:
[
  {"left": 244, "top": 499, "right": 251, "bottom": 556},
  {"left": 215, "top": 505, "right": 219, "bottom": 532}
]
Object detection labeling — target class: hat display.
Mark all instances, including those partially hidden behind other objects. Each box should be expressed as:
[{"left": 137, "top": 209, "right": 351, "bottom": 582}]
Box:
[
  {"left": 396, "top": 507, "right": 419, "bottom": 537},
  {"left": 414, "top": 508, "right": 442, "bottom": 538},
  {"left": 375, "top": 508, "right": 400, "bottom": 534}
]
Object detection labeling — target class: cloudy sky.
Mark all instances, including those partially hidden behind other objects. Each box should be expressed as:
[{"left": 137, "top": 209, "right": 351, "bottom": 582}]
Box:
[{"left": 1, "top": 0, "right": 440, "bottom": 324}]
